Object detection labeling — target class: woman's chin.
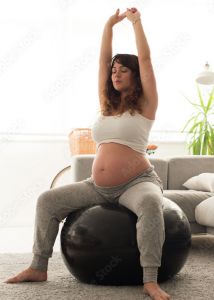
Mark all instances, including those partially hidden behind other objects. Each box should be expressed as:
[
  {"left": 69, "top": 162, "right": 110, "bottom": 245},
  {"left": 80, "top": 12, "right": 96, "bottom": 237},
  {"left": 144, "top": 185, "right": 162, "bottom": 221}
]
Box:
[{"left": 113, "top": 86, "right": 123, "bottom": 92}]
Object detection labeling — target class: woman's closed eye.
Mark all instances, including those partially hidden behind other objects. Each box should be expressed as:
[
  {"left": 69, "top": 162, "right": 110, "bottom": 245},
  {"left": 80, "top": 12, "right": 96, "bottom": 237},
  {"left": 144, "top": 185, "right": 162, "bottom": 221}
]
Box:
[{"left": 112, "top": 66, "right": 128, "bottom": 73}]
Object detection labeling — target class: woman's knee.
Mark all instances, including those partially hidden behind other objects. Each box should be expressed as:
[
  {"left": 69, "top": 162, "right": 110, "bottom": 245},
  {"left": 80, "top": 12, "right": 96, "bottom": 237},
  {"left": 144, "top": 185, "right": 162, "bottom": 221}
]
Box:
[
  {"left": 139, "top": 191, "right": 163, "bottom": 211},
  {"left": 36, "top": 190, "right": 54, "bottom": 212},
  {"left": 136, "top": 192, "right": 164, "bottom": 232}
]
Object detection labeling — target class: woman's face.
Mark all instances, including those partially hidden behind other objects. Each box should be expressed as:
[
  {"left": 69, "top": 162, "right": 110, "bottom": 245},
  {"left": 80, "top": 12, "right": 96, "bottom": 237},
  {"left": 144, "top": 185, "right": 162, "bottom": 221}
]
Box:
[{"left": 111, "top": 61, "right": 134, "bottom": 93}]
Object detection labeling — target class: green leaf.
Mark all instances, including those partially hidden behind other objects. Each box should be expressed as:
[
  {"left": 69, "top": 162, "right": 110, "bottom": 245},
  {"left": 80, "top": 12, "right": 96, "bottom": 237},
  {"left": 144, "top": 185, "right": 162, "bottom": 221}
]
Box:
[
  {"left": 188, "top": 120, "right": 204, "bottom": 134},
  {"left": 181, "top": 114, "right": 200, "bottom": 132},
  {"left": 197, "top": 84, "right": 206, "bottom": 112},
  {"left": 206, "top": 86, "right": 214, "bottom": 112},
  {"left": 207, "top": 123, "right": 214, "bottom": 154},
  {"left": 202, "top": 132, "right": 208, "bottom": 154},
  {"left": 181, "top": 93, "right": 202, "bottom": 109},
  {"left": 193, "top": 138, "right": 201, "bottom": 154}
]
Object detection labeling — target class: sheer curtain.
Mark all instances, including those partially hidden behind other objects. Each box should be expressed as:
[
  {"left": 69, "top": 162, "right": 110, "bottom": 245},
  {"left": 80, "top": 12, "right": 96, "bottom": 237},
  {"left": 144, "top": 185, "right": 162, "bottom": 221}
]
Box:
[{"left": 0, "top": 0, "right": 213, "bottom": 138}]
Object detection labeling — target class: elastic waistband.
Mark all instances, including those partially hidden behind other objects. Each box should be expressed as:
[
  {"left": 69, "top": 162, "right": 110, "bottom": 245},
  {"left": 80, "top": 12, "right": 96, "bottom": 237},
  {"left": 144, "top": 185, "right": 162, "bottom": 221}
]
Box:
[{"left": 92, "top": 165, "right": 155, "bottom": 190}]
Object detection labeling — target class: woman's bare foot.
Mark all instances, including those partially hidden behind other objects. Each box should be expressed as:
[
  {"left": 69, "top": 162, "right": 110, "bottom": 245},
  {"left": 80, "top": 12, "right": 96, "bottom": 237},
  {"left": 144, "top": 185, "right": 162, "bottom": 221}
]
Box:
[
  {"left": 4, "top": 267, "right": 47, "bottom": 283},
  {"left": 143, "top": 282, "right": 170, "bottom": 300}
]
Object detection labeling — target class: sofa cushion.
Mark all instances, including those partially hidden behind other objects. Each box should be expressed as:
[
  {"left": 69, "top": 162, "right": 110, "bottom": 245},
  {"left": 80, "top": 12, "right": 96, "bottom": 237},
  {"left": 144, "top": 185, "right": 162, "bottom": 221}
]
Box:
[
  {"left": 188, "top": 222, "right": 206, "bottom": 234},
  {"left": 167, "top": 156, "right": 214, "bottom": 190},
  {"left": 163, "top": 190, "right": 214, "bottom": 222},
  {"left": 195, "top": 196, "right": 214, "bottom": 227}
]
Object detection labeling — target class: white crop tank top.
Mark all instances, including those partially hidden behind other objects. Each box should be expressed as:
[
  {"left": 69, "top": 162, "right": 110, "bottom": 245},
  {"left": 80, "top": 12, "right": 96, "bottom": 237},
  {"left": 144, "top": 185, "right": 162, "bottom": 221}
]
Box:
[{"left": 91, "top": 111, "right": 154, "bottom": 155}]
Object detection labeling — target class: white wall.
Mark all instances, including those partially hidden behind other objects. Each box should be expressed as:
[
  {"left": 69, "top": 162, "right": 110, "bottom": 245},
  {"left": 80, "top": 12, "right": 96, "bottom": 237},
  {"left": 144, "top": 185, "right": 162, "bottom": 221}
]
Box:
[
  {"left": 0, "top": 137, "right": 70, "bottom": 229},
  {"left": 0, "top": 136, "right": 188, "bottom": 229}
]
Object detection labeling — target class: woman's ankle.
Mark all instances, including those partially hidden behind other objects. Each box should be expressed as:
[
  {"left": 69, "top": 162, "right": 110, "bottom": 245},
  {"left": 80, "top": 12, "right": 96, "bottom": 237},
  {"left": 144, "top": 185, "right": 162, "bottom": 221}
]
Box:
[
  {"left": 143, "top": 267, "right": 158, "bottom": 283},
  {"left": 30, "top": 254, "right": 49, "bottom": 272}
]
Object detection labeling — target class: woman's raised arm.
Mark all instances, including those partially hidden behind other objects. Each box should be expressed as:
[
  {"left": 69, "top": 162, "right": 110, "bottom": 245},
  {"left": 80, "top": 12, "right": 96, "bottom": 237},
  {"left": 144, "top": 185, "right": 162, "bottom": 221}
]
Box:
[
  {"left": 98, "top": 9, "right": 126, "bottom": 108},
  {"left": 126, "top": 8, "right": 158, "bottom": 120}
]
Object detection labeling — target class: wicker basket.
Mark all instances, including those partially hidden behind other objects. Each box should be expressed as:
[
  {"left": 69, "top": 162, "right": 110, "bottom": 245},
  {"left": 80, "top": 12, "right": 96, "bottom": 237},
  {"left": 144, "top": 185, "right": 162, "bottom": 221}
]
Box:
[{"left": 68, "top": 128, "right": 96, "bottom": 155}]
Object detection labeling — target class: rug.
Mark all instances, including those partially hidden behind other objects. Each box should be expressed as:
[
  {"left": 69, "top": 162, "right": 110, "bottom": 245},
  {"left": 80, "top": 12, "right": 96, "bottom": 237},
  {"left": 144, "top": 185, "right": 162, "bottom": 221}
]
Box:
[{"left": 1, "top": 235, "right": 214, "bottom": 300}]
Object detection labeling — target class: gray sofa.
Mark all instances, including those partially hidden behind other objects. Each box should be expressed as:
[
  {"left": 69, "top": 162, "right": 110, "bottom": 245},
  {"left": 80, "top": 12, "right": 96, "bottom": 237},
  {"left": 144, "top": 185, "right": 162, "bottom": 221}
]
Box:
[{"left": 71, "top": 155, "right": 214, "bottom": 235}]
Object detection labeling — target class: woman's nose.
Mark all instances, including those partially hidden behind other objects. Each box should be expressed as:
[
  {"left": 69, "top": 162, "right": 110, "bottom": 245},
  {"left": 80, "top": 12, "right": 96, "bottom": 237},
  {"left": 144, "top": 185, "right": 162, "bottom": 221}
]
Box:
[{"left": 114, "top": 70, "right": 121, "bottom": 77}]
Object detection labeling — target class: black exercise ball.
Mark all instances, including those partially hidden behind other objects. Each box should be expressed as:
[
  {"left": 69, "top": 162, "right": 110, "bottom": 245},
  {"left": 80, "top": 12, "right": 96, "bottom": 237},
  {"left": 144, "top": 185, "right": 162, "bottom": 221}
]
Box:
[{"left": 60, "top": 197, "right": 191, "bottom": 285}]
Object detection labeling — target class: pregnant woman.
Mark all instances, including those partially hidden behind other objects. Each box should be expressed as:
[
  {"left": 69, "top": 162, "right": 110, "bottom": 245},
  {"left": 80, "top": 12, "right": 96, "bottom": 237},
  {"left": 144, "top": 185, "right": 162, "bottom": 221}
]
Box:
[{"left": 5, "top": 8, "right": 170, "bottom": 300}]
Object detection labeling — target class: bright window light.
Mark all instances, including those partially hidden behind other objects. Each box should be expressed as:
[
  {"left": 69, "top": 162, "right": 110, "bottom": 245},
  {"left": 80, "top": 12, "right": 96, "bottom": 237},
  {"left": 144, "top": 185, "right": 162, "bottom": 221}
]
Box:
[{"left": 0, "top": 0, "right": 214, "bottom": 139}]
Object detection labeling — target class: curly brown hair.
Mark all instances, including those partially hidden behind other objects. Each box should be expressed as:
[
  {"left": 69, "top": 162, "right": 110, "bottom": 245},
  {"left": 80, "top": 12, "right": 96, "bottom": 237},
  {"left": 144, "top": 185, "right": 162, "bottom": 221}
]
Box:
[{"left": 100, "top": 53, "right": 144, "bottom": 116}]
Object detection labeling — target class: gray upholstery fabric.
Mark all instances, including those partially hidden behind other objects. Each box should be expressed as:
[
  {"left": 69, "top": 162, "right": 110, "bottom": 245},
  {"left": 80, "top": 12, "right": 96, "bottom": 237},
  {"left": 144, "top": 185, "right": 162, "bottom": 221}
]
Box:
[
  {"left": 71, "top": 154, "right": 95, "bottom": 182},
  {"left": 189, "top": 222, "right": 207, "bottom": 234},
  {"left": 149, "top": 158, "right": 168, "bottom": 190},
  {"left": 207, "top": 227, "right": 214, "bottom": 234},
  {"left": 167, "top": 155, "right": 214, "bottom": 190},
  {"left": 163, "top": 190, "right": 214, "bottom": 222}
]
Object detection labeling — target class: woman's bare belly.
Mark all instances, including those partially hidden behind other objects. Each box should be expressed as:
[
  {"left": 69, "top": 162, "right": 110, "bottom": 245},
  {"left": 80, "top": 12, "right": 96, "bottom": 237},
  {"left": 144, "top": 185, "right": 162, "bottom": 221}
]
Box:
[{"left": 91, "top": 143, "right": 152, "bottom": 187}]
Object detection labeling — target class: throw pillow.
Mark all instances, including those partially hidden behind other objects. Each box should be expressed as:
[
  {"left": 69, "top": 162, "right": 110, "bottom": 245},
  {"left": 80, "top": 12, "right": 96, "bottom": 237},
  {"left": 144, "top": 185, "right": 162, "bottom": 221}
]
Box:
[
  {"left": 183, "top": 173, "right": 214, "bottom": 192},
  {"left": 195, "top": 196, "right": 214, "bottom": 227}
]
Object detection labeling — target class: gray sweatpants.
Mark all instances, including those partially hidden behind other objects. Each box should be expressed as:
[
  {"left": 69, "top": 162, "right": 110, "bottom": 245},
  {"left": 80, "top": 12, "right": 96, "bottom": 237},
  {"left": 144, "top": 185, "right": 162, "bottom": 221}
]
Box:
[{"left": 30, "top": 165, "right": 165, "bottom": 283}]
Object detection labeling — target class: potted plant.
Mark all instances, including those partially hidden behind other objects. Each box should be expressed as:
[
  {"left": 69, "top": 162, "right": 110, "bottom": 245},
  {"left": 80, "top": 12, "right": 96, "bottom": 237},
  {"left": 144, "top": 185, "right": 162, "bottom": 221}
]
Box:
[{"left": 182, "top": 84, "right": 214, "bottom": 155}]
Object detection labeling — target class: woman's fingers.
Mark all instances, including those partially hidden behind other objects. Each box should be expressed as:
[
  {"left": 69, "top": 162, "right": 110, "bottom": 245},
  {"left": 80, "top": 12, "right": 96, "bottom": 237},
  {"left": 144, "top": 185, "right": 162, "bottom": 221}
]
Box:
[
  {"left": 111, "top": 8, "right": 127, "bottom": 23},
  {"left": 115, "top": 8, "right": 126, "bottom": 20},
  {"left": 131, "top": 7, "right": 137, "bottom": 13},
  {"left": 126, "top": 7, "right": 141, "bottom": 23},
  {"left": 127, "top": 7, "right": 137, "bottom": 13},
  {"left": 120, "top": 11, "right": 127, "bottom": 18}
]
